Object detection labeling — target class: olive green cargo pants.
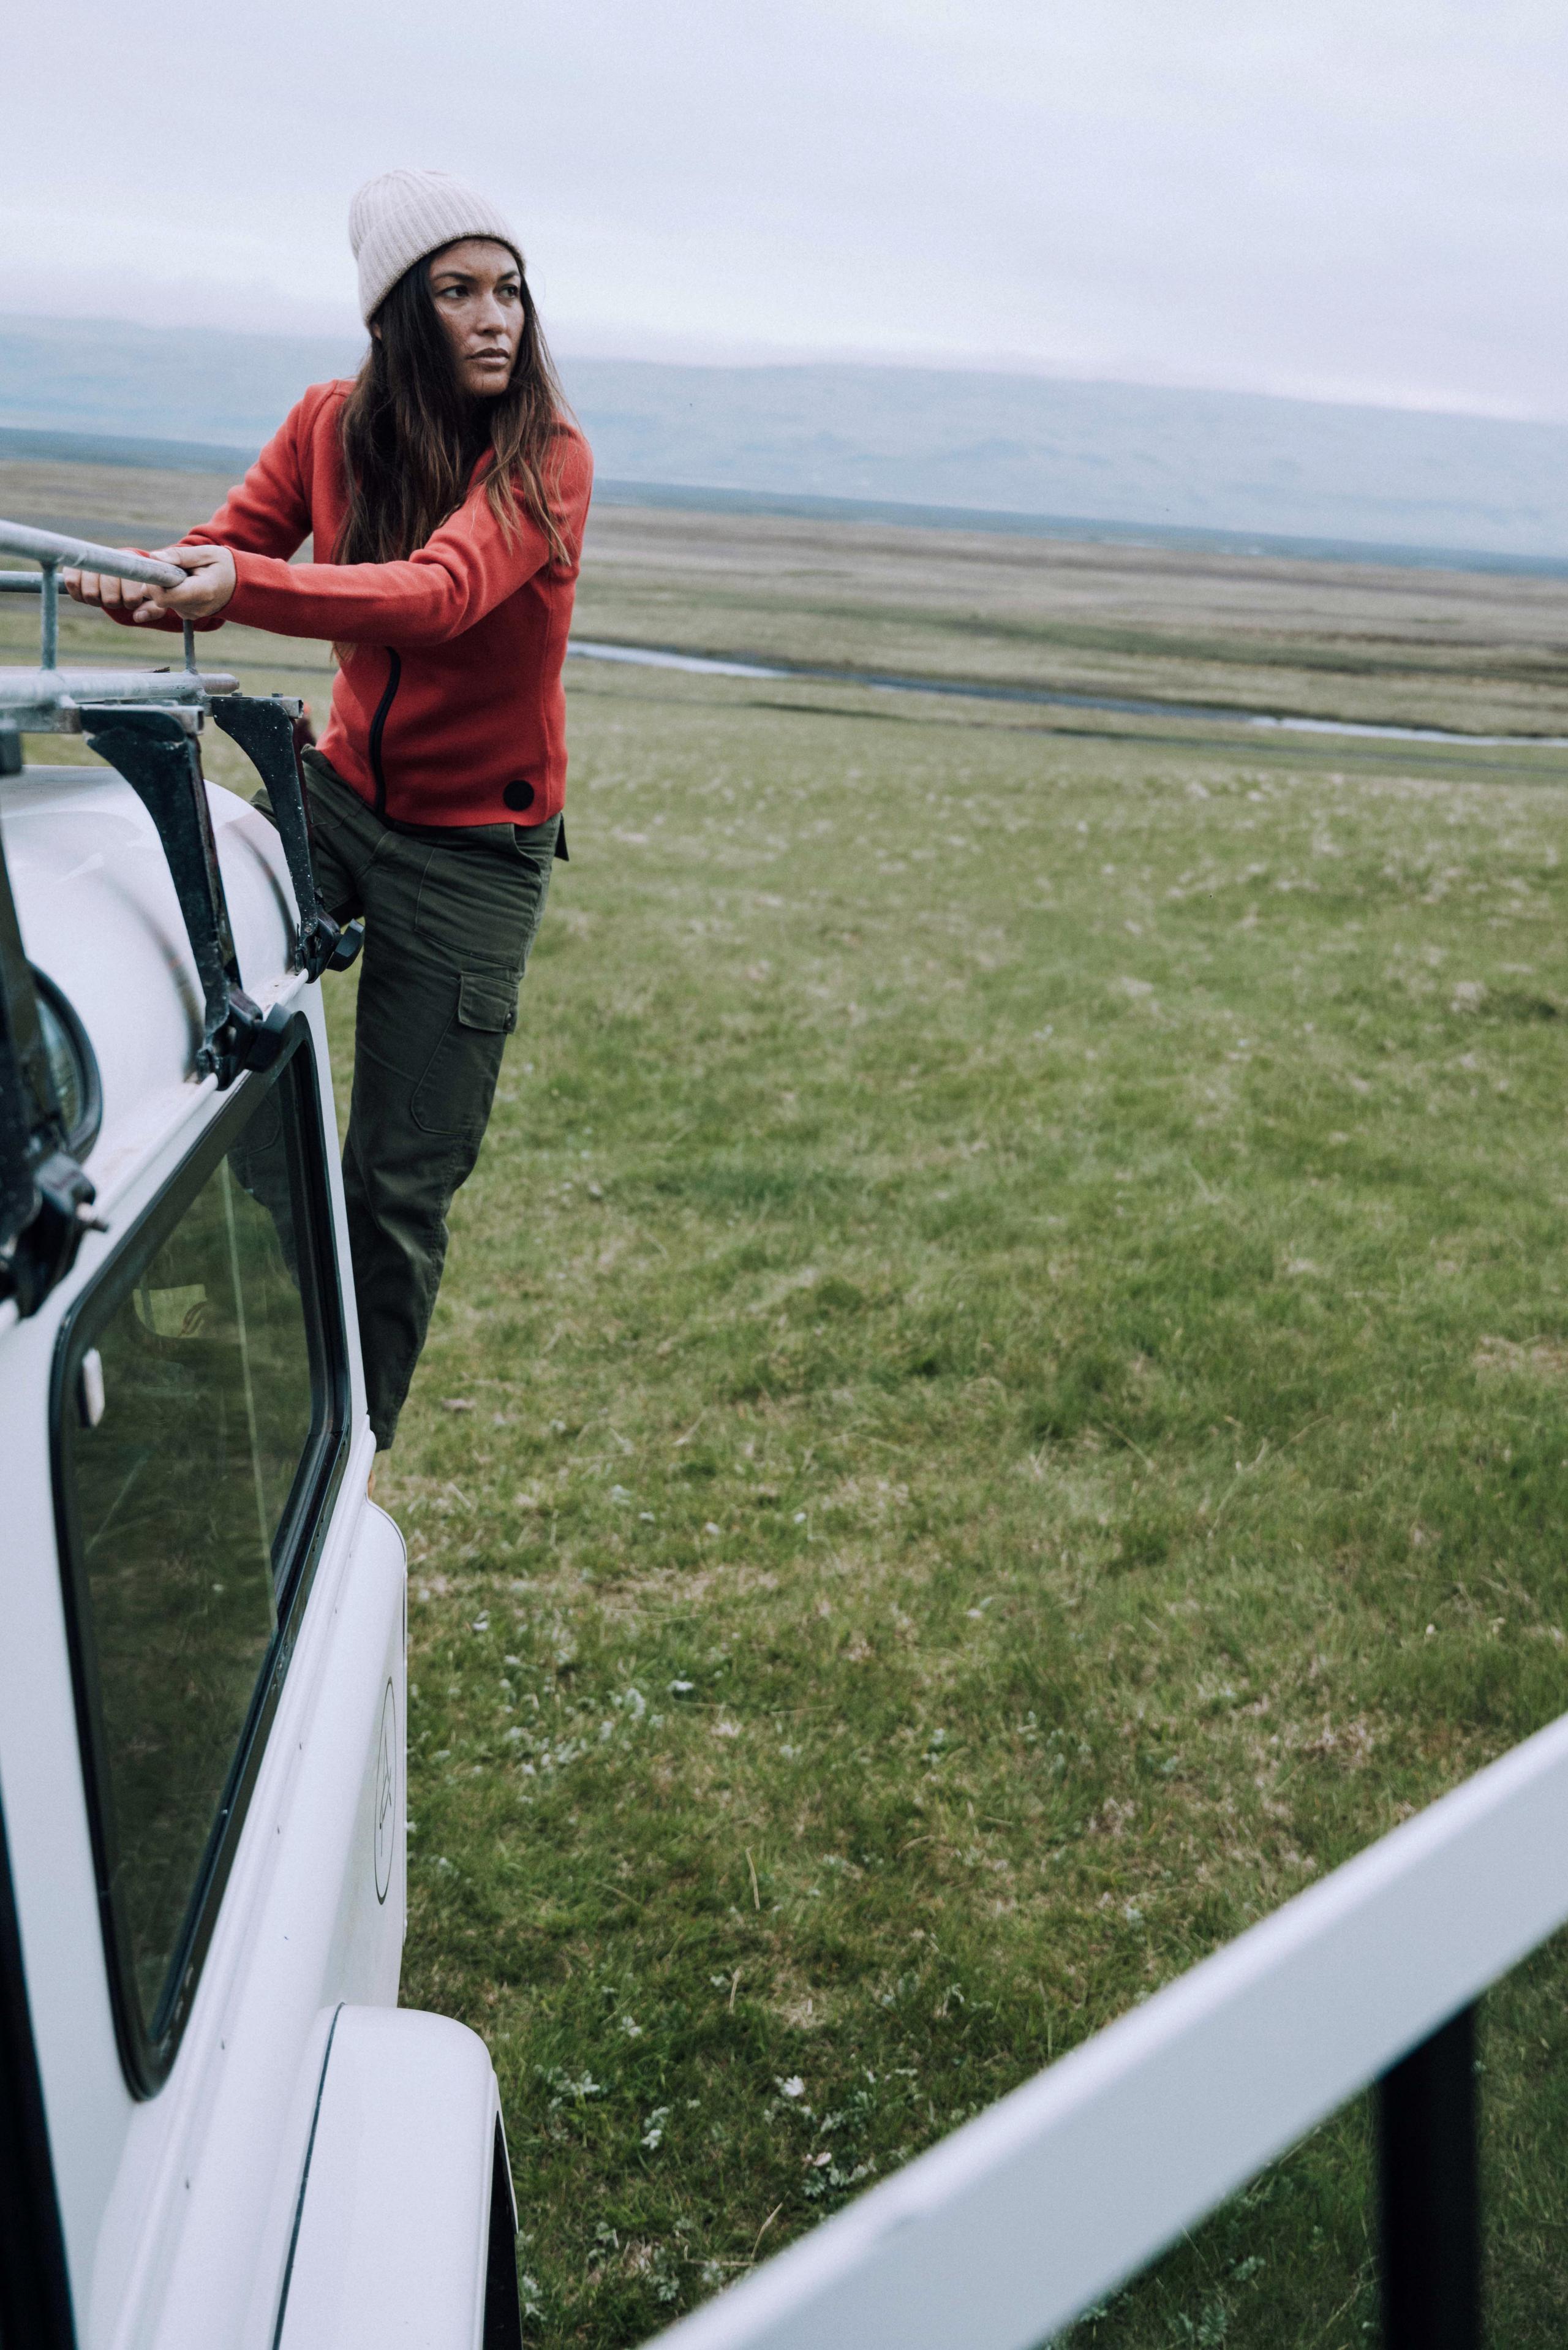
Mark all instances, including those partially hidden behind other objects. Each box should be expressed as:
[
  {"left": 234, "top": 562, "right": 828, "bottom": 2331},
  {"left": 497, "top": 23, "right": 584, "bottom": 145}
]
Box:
[{"left": 288, "top": 750, "right": 558, "bottom": 1449}]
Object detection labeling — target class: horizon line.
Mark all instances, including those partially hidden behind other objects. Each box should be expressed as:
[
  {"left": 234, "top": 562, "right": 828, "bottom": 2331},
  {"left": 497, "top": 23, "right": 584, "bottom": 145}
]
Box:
[
  {"left": 0, "top": 308, "right": 1560, "bottom": 432},
  {"left": 2, "top": 427, "right": 1564, "bottom": 580}
]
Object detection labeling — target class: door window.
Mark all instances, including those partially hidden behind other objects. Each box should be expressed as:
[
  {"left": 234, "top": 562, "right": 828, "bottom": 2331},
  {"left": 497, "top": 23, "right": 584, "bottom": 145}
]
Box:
[{"left": 54, "top": 1029, "right": 347, "bottom": 2090}]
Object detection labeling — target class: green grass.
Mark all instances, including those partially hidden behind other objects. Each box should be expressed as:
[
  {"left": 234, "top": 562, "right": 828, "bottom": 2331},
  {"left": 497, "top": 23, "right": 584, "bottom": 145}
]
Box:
[
  {"left": 15, "top": 511, "right": 1568, "bottom": 2342},
  {"left": 308, "top": 660, "right": 1568, "bottom": 2348}
]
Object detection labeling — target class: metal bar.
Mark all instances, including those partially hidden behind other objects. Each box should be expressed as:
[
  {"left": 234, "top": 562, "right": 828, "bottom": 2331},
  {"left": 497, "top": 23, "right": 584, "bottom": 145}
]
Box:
[
  {"left": 0, "top": 521, "right": 186, "bottom": 684},
  {"left": 0, "top": 575, "right": 45, "bottom": 592},
  {"left": 0, "top": 668, "right": 237, "bottom": 715},
  {"left": 39, "top": 567, "right": 57, "bottom": 674},
  {"left": 1378, "top": 2006, "right": 1480, "bottom": 2350},
  {"left": 643, "top": 1702, "right": 1568, "bottom": 2350},
  {"left": 0, "top": 519, "right": 183, "bottom": 591}
]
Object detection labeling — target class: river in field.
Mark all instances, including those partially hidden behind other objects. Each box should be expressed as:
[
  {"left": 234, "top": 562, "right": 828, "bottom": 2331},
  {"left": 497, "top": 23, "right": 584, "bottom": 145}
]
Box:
[{"left": 567, "top": 638, "right": 1568, "bottom": 750}]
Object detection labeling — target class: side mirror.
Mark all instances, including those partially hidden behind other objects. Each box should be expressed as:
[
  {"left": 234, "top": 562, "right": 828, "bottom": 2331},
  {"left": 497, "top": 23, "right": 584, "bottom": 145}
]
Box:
[{"left": 0, "top": 822, "right": 102, "bottom": 1317}]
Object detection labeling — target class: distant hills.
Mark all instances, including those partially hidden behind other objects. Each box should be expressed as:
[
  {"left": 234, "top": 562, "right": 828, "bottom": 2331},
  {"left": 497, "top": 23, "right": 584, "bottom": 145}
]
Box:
[
  {"left": 0, "top": 317, "right": 360, "bottom": 453},
  {"left": 4, "top": 313, "right": 1568, "bottom": 567},
  {"left": 566, "top": 362, "right": 1568, "bottom": 567}
]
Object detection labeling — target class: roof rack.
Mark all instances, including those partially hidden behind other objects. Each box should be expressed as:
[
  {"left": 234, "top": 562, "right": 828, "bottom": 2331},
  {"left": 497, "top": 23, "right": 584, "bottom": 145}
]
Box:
[{"left": 0, "top": 517, "right": 359, "bottom": 1318}]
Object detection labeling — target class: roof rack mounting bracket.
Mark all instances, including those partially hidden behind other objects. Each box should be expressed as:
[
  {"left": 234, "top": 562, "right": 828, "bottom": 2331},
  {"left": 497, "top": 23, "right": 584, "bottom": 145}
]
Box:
[
  {"left": 79, "top": 705, "right": 290, "bottom": 1089},
  {"left": 209, "top": 695, "right": 344, "bottom": 980}
]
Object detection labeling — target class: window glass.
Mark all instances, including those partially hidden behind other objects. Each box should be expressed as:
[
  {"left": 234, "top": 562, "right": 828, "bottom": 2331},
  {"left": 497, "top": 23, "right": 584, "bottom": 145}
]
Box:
[{"left": 61, "top": 1055, "right": 337, "bottom": 2054}]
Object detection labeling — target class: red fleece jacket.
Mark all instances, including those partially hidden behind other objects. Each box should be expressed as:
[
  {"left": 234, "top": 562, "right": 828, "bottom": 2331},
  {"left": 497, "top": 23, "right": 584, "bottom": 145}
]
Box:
[{"left": 137, "top": 380, "right": 592, "bottom": 828}]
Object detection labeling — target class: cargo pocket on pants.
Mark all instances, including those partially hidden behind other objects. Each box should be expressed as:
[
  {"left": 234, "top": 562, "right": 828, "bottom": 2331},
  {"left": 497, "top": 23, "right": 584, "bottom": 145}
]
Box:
[{"left": 410, "top": 967, "right": 519, "bottom": 1138}]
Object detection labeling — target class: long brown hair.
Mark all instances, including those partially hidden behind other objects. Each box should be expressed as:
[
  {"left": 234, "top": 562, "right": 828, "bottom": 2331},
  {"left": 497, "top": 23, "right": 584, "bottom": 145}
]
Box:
[{"left": 335, "top": 246, "right": 571, "bottom": 570}]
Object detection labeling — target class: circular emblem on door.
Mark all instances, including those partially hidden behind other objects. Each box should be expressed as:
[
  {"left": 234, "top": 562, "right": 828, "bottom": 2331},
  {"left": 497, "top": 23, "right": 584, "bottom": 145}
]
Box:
[{"left": 374, "top": 1678, "right": 397, "bottom": 1903}]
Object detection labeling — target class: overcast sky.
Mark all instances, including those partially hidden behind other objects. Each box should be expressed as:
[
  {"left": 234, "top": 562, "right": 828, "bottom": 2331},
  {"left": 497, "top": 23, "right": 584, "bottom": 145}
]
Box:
[{"left": 6, "top": 2, "right": 1567, "bottom": 418}]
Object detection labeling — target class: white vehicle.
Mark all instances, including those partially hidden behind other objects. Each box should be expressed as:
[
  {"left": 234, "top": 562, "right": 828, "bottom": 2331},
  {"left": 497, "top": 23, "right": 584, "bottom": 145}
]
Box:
[{"left": 0, "top": 524, "right": 522, "bottom": 2350}]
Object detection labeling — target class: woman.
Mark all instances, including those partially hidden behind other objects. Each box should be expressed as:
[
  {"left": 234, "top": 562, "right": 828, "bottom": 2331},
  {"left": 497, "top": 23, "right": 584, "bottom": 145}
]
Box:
[{"left": 66, "top": 168, "right": 594, "bottom": 1455}]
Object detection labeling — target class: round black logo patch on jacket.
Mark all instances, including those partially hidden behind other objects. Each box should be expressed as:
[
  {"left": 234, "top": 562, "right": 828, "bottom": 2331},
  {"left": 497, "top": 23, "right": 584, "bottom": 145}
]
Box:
[{"left": 503, "top": 779, "right": 536, "bottom": 811}]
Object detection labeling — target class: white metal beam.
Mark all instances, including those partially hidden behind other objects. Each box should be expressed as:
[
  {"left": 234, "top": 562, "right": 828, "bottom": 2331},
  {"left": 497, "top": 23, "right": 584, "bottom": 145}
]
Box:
[{"left": 648, "top": 1703, "right": 1568, "bottom": 2350}]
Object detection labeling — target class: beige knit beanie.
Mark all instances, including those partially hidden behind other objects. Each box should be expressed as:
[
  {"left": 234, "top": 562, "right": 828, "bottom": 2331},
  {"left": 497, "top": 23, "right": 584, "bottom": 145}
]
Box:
[{"left": 349, "top": 169, "right": 523, "bottom": 324}]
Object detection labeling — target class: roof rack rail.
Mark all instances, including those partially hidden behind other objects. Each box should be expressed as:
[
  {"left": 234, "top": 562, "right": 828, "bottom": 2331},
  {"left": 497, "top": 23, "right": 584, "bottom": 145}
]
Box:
[{"left": 0, "top": 516, "right": 360, "bottom": 1312}]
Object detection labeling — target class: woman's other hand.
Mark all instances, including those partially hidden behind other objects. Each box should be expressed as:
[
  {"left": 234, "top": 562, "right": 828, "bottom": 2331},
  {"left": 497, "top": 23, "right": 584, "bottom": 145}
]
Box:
[
  {"left": 61, "top": 542, "right": 237, "bottom": 624},
  {"left": 144, "top": 543, "right": 237, "bottom": 621}
]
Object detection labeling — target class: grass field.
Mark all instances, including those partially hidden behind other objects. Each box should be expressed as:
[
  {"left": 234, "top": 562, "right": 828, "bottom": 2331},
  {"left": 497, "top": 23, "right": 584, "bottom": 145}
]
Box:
[
  {"left": 575, "top": 502, "right": 1568, "bottom": 737},
  {"left": 12, "top": 474, "right": 1568, "bottom": 2343},
  {"left": 375, "top": 656, "right": 1568, "bottom": 2349}
]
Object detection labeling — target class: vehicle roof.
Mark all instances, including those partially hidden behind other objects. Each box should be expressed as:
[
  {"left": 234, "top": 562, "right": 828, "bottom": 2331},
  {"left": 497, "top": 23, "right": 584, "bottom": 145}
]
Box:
[{"left": 1, "top": 761, "right": 304, "bottom": 1212}]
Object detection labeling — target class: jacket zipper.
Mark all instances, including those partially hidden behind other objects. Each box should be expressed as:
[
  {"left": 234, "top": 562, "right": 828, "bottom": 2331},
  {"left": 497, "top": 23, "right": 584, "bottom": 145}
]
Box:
[{"left": 367, "top": 649, "right": 401, "bottom": 818}]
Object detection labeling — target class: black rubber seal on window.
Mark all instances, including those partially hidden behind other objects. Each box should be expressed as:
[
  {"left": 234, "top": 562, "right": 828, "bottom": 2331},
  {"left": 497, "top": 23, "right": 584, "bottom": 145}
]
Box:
[{"left": 48, "top": 1014, "right": 350, "bottom": 2098}]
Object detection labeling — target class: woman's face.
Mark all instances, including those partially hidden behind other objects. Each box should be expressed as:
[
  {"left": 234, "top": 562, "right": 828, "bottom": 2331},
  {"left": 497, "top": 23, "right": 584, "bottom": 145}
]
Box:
[{"left": 426, "top": 238, "right": 525, "bottom": 399}]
